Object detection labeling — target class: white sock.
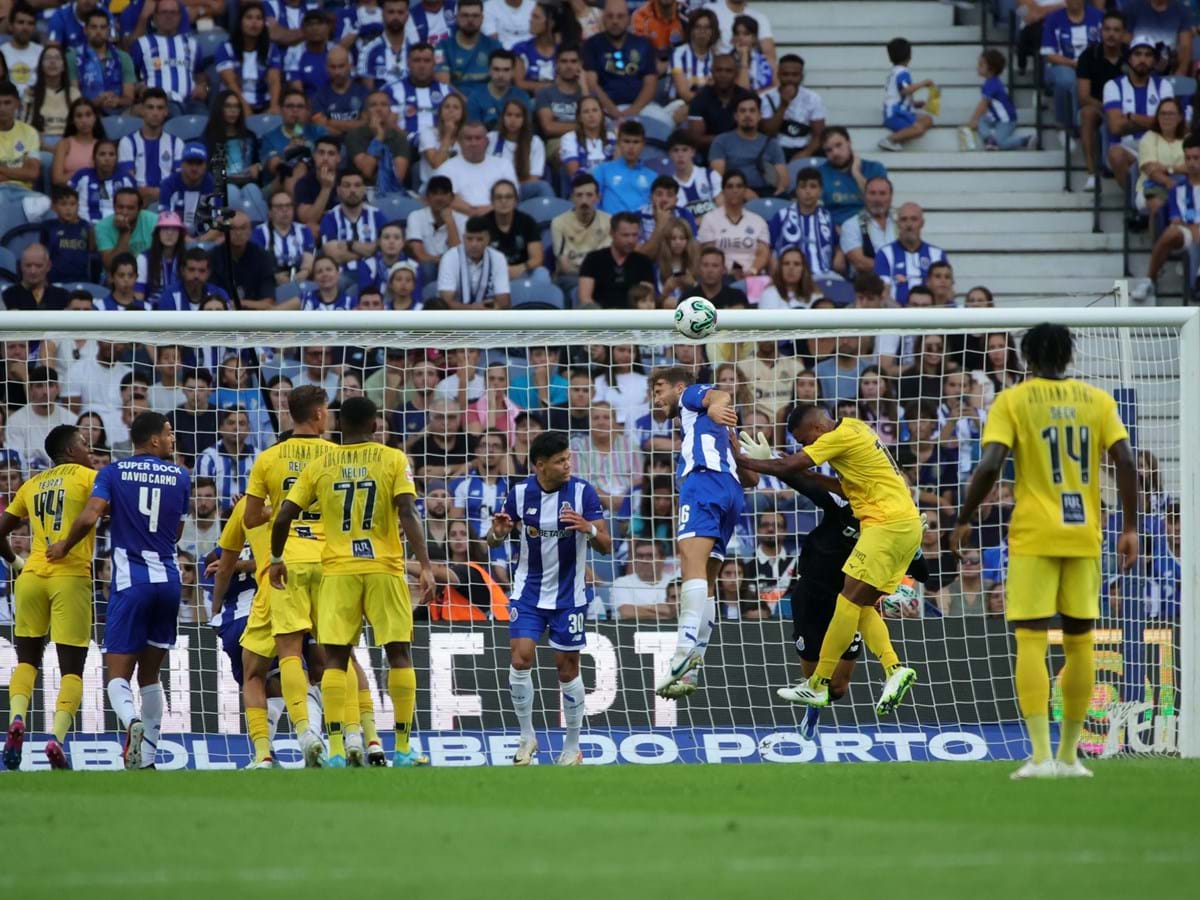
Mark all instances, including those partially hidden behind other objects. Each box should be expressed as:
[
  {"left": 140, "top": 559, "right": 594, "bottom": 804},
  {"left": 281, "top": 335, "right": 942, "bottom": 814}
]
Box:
[
  {"left": 267, "top": 697, "right": 285, "bottom": 742},
  {"left": 106, "top": 678, "right": 137, "bottom": 728},
  {"left": 139, "top": 683, "right": 164, "bottom": 768},
  {"left": 509, "top": 666, "right": 535, "bottom": 741},
  {"left": 694, "top": 597, "right": 717, "bottom": 656},
  {"left": 674, "top": 579, "right": 709, "bottom": 662},
  {"left": 560, "top": 676, "right": 585, "bottom": 753},
  {"left": 305, "top": 683, "right": 323, "bottom": 737}
]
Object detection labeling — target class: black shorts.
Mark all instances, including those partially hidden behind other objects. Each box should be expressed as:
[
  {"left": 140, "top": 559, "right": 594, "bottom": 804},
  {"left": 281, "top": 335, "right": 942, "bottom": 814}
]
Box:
[{"left": 790, "top": 572, "right": 863, "bottom": 664}]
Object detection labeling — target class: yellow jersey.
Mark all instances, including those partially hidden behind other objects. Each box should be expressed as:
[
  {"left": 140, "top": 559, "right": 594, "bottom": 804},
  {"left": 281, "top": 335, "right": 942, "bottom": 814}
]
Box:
[
  {"left": 804, "top": 417, "right": 918, "bottom": 526},
  {"left": 982, "top": 377, "right": 1129, "bottom": 557},
  {"left": 245, "top": 435, "right": 337, "bottom": 565},
  {"left": 217, "top": 497, "right": 272, "bottom": 586},
  {"left": 0, "top": 121, "right": 39, "bottom": 190},
  {"left": 285, "top": 441, "right": 416, "bottom": 576},
  {"left": 7, "top": 463, "right": 97, "bottom": 577}
]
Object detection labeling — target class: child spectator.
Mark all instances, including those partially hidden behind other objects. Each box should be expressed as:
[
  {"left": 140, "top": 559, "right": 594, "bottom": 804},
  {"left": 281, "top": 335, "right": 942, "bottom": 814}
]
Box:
[
  {"left": 43, "top": 185, "right": 95, "bottom": 285},
  {"left": 96, "top": 253, "right": 150, "bottom": 311},
  {"left": 560, "top": 95, "right": 615, "bottom": 180},
  {"left": 963, "top": 49, "right": 1028, "bottom": 151},
  {"left": 768, "top": 167, "right": 843, "bottom": 279},
  {"left": 731, "top": 15, "right": 775, "bottom": 93},
  {"left": 879, "top": 36, "right": 935, "bottom": 151}
]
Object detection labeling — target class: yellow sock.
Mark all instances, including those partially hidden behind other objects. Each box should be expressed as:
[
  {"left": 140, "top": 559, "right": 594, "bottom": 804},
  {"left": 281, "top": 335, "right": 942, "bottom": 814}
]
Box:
[
  {"left": 1058, "top": 631, "right": 1095, "bottom": 763},
  {"left": 360, "top": 690, "right": 380, "bottom": 745},
  {"left": 322, "top": 668, "right": 347, "bottom": 758},
  {"left": 246, "top": 707, "right": 271, "bottom": 762},
  {"left": 814, "top": 595, "right": 862, "bottom": 682},
  {"left": 8, "top": 662, "right": 37, "bottom": 723},
  {"left": 1015, "top": 628, "right": 1052, "bottom": 763},
  {"left": 388, "top": 668, "right": 417, "bottom": 753},
  {"left": 859, "top": 604, "right": 901, "bottom": 673},
  {"left": 52, "top": 674, "right": 83, "bottom": 742},
  {"left": 344, "top": 663, "right": 361, "bottom": 737},
  {"left": 279, "top": 656, "right": 310, "bottom": 735}
]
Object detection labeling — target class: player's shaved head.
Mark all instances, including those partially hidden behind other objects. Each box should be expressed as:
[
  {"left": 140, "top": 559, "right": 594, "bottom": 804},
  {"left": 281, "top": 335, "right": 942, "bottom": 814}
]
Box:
[
  {"left": 339, "top": 396, "right": 379, "bottom": 437},
  {"left": 1020, "top": 323, "right": 1073, "bottom": 377},
  {"left": 288, "top": 384, "right": 328, "bottom": 427},
  {"left": 45, "top": 424, "right": 84, "bottom": 464}
]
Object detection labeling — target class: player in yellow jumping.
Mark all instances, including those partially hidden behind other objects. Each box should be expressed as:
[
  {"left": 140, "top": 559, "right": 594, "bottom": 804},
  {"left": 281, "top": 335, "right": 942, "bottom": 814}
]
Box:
[
  {"left": 270, "top": 397, "right": 437, "bottom": 768},
  {"left": 953, "top": 323, "right": 1138, "bottom": 780},
  {"left": 732, "top": 408, "right": 921, "bottom": 715},
  {"left": 243, "top": 385, "right": 380, "bottom": 767},
  {"left": 0, "top": 425, "right": 97, "bottom": 770}
]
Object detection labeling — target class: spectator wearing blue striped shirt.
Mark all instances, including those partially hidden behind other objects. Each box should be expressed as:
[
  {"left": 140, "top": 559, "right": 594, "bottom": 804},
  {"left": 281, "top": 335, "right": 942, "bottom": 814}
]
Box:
[
  {"left": 96, "top": 253, "right": 152, "bottom": 311},
  {"left": 69, "top": 138, "right": 137, "bottom": 223},
  {"left": 1136, "top": 134, "right": 1200, "bottom": 303},
  {"left": 118, "top": 89, "right": 184, "bottom": 207},
  {"left": 265, "top": 0, "right": 319, "bottom": 47},
  {"left": 252, "top": 190, "right": 315, "bottom": 283},
  {"left": 195, "top": 406, "right": 260, "bottom": 513},
  {"left": 301, "top": 254, "right": 358, "bottom": 310},
  {"left": 216, "top": 2, "right": 284, "bottom": 117},
  {"left": 132, "top": 0, "right": 208, "bottom": 116},
  {"left": 965, "top": 50, "right": 1027, "bottom": 152},
  {"left": 158, "top": 142, "right": 219, "bottom": 241},
  {"left": 358, "top": 0, "right": 413, "bottom": 91},
  {"left": 319, "top": 169, "right": 383, "bottom": 278},
  {"left": 385, "top": 42, "right": 454, "bottom": 142},
  {"left": 874, "top": 202, "right": 948, "bottom": 306}
]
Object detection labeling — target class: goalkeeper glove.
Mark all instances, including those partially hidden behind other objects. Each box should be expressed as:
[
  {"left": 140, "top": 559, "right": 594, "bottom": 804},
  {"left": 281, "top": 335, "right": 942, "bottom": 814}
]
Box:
[
  {"left": 737, "top": 431, "right": 774, "bottom": 460},
  {"left": 10, "top": 554, "right": 25, "bottom": 573}
]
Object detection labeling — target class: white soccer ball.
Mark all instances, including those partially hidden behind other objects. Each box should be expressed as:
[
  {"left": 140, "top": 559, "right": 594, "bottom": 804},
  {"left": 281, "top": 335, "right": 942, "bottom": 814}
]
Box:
[
  {"left": 674, "top": 296, "right": 718, "bottom": 340},
  {"left": 881, "top": 576, "right": 921, "bottom": 619}
]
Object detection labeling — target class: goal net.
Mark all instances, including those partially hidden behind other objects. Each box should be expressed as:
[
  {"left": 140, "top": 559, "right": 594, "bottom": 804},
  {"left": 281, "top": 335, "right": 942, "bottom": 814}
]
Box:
[{"left": 0, "top": 306, "right": 1196, "bottom": 768}]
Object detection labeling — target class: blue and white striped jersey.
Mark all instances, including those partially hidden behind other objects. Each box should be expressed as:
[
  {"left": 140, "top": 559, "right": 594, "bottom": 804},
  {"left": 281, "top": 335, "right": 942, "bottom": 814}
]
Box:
[
  {"left": 69, "top": 165, "right": 138, "bottom": 223},
  {"left": 874, "top": 239, "right": 949, "bottom": 306},
  {"left": 1168, "top": 179, "right": 1200, "bottom": 224},
  {"left": 769, "top": 204, "right": 839, "bottom": 276},
  {"left": 319, "top": 204, "right": 383, "bottom": 274},
  {"left": 558, "top": 131, "right": 614, "bottom": 173},
  {"left": 639, "top": 202, "right": 697, "bottom": 242},
  {"left": 883, "top": 64, "right": 913, "bottom": 119},
  {"left": 512, "top": 38, "right": 554, "bottom": 83},
  {"left": 94, "top": 294, "right": 152, "bottom": 311},
  {"left": 93, "top": 455, "right": 191, "bottom": 591},
  {"left": 132, "top": 33, "right": 199, "bottom": 104},
  {"left": 981, "top": 76, "right": 1016, "bottom": 124},
  {"left": 195, "top": 443, "right": 259, "bottom": 512},
  {"left": 119, "top": 131, "right": 185, "bottom": 190},
  {"left": 158, "top": 170, "right": 216, "bottom": 235},
  {"left": 1103, "top": 74, "right": 1173, "bottom": 148},
  {"left": 674, "top": 165, "right": 721, "bottom": 218},
  {"left": 301, "top": 289, "right": 357, "bottom": 311},
  {"left": 670, "top": 43, "right": 711, "bottom": 99},
  {"left": 214, "top": 43, "right": 285, "bottom": 110},
  {"left": 265, "top": 0, "right": 320, "bottom": 31},
  {"left": 452, "top": 473, "right": 511, "bottom": 537},
  {"left": 251, "top": 221, "right": 314, "bottom": 270},
  {"left": 336, "top": 3, "right": 385, "bottom": 52},
  {"left": 677, "top": 383, "right": 738, "bottom": 480},
  {"left": 503, "top": 474, "right": 603, "bottom": 611},
  {"left": 358, "top": 33, "right": 409, "bottom": 86},
  {"left": 385, "top": 77, "right": 453, "bottom": 139},
  {"left": 406, "top": 0, "right": 455, "bottom": 51}
]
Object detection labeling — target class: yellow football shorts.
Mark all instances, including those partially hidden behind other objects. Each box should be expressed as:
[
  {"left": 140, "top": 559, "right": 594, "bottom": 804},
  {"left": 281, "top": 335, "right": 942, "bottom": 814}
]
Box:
[
  {"left": 1005, "top": 555, "right": 1100, "bottom": 622},
  {"left": 843, "top": 517, "right": 924, "bottom": 595},
  {"left": 270, "top": 562, "right": 324, "bottom": 637},
  {"left": 239, "top": 587, "right": 276, "bottom": 659},
  {"left": 318, "top": 573, "right": 413, "bottom": 646},
  {"left": 15, "top": 573, "right": 92, "bottom": 647}
]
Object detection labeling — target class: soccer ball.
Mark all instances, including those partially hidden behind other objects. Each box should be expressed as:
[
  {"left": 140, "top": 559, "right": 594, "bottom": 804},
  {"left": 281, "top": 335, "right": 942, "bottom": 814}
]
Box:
[
  {"left": 674, "top": 297, "right": 718, "bottom": 340},
  {"left": 881, "top": 576, "right": 921, "bottom": 619}
]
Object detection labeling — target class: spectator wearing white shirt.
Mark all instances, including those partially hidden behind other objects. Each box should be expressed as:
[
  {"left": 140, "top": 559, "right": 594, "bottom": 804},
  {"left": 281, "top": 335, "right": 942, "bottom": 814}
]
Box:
[
  {"left": 288, "top": 346, "right": 341, "bottom": 403},
  {"left": 570, "top": 402, "right": 640, "bottom": 512},
  {"left": 2, "top": 4, "right": 42, "bottom": 95},
  {"left": 63, "top": 340, "right": 132, "bottom": 417},
  {"left": 484, "top": 0, "right": 536, "bottom": 49},
  {"left": 840, "top": 175, "right": 895, "bottom": 275},
  {"left": 697, "top": 169, "right": 770, "bottom": 276},
  {"left": 6, "top": 365, "right": 76, "bottom": 471},
  {"left": 436, "top": 215, "right": 513, "bottom": 308},
  {"left": 611, "top": 539, "right": 675, "bottom": 621},
  {"left": 405, "top": 174, "right": 468, "bottom": 267},
  {"left": 435, "top": 120, "right": 519, "bottom": 215},
  {"left": 486, "top": 98, "right": 552, "bottom": 200},
  {"left": 758, "top": 246, "right": 817, "bottom": 309},
  {"left": 708, "top": 0, "right": 775, "bottom": 72},
  {"left": 435, "top": 348, "right": 487, "bottom": 404},
  {"left": 760, "top": 53, "right": 825, "bottom": 162}
]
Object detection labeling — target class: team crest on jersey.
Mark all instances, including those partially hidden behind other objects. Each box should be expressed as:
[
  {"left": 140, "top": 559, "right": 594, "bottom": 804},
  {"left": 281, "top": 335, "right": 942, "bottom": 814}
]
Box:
[
  {"left": 161, "top": 149, "right": 173, "bottom": 163},
  {"left": 13, "top": 141, "right": 23, "bottom": 153},
  {"left": 526, "top": 525, "right": 541, "bottom": 538},
  {"left": 559, "top": 502, "right": 573, "bottom": 516}
]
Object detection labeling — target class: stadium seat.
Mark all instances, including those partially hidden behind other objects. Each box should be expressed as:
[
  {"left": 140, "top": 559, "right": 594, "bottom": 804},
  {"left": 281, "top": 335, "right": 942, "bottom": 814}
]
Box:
[
  {"left": 422, "top": 281, "right": 441, "bottom": 303},
  {"left": 375, "top": 193, "right": 423, "bottom": 226},
  {"left": 632, "top": 115, "right": 673, "bottom": 150},
  {"left": 518, "top": 196, "right": 570, "bottom": 229},
  {"left": 0, "top": 246, "right": 17, "bottom": 280},
  {"left": 640, "top": 146, "right": 668, "bottom": 170},
  {"left": 747, "top": 197, "right": 789, "bottom": 221},
  {"left": 816, "top": 277, "right": 855, "bottom": 306},
  {"left": 511, "top": 278, "right": 564, "bottom": 308},
  {"left": 164, "top": 115, "right": 209, "bottom": 142},
  {"left": 246, "top": 114, "right": 282, "bottom": 139},
  {"left": 276, "top": 281, "right": 306, "bottom": 304},
  {"left": 645, "top": 154, "right": 674, "bottom": 178},
  {"left": 0, "top": 202, "right": 27, "bottom": 243},
  {"left": 194, "top": 29, "right": 230, "bottom": 65},
  {"left": 787, "top": 157, "right": 816, "bottom": 193},
  {"left": 1, "top": 221, "right": 50, "bottom": 259},
  {"left": 102, "top": 115, "right": 143, "bottom": 142},
  {"left": 61, "top": 282, "right": 108, "bottom": 299}
]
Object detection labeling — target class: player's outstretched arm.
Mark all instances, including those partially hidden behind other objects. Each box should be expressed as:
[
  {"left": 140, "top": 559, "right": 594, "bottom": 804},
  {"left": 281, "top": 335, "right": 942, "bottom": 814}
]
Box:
[
  {"left": 268, "top": 500, "right": 301, "bottom": 589},
  {"left": 729, "top": 429, "right": 817, "bottom": 478},
  {"left": 0, "top": 511, "right": 24, "bottom": 568},
  {"left": 1109, "top": 437, "right": 1140, "bottom": 571},
  {"left": 397, "top": 494, "right": 438, "bottom": 605},
  {"left": 46, "top": 497, "right": 109, "bottom": 560},
  {"left": 951, "top": 441, "right": 1008, "bottom": 557}
]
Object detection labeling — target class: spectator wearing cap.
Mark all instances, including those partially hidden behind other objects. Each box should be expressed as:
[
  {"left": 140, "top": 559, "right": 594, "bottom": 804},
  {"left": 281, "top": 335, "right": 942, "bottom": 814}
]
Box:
[
  {"left": 1123, "top": 0, "right": 1194, "bottom": 76},
  {"left": 260, "top": 88, "right": 329, "bottom": 179},
  {"left": 874, "top": 202, "right": 949, "bottom": 306},
  {"left": 582, "top": 0, "right": 661, "bottom": 123},
  {"left": 1104, "top": 36, "right": 1174, "bottom": 194},
  {"left": 158, "top": 141, "right": 219, "bottom": 239},
  {"left": 159, "top": 246, "right": 232, "bottom": 311},
  {"left": 761, "top": 54, "right": 826, "bottom": 162},
  {"left": 43, "top": 185, "right": 94, "bottom": 285},
  {"left": 6, "top": 366, "right": 75, "bottom": 471},
  {"left": 66, "top": 8, "right": 134, "bottom": 114},
  {"left": 818, "top": 126, "right": 889, "bottom": 226},
  {"left": 138, "top": 211, "right": 188, "bottom": 306},
  {"left": 285, "top": 8, "right": 336, "bottom": 97},
  {"left": 97, "top": 187, "right": 158, "bottom": 270},
  {"left": 2, "top": 244, "right": 72, "bottom": 311},
  {"left": 253, "top": 189, "right": 316, "bottom": 283},
  {"left": 208, "top": 211, "right": 291, "bottom": 311}
]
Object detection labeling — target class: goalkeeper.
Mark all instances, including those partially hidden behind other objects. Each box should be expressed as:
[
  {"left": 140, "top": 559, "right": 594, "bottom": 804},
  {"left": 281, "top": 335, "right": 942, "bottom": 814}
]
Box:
[{"left": 731, "top": 406, "right": 923, "bottom": 716}]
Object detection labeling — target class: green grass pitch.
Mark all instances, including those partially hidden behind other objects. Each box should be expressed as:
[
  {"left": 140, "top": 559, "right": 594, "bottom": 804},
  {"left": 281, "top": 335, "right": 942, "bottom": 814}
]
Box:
[{"left": 1, "top": 760, "right": 1197, "bottom": 900}]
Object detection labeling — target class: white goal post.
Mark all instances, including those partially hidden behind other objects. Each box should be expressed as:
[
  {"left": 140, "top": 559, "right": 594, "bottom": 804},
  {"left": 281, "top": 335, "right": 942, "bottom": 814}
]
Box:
[{"left": 0, "top": 306, "right": 1195, "bottom": 766}]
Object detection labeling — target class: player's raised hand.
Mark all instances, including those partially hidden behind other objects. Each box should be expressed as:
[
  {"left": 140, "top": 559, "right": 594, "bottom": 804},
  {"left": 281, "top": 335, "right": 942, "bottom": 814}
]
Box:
[
  {"left": 949, "top": 522, "right": 972, "bottom": 559},
  {"left": 1117, "top": 527, "right": 1139, "bottom": 571},
  {"left": 269, "top": 560, "right": 288, "bottom": 590},
  {"left": 559, "top": 508, "right": 592, "bottom": 532},
  {"left": 737, "top": 431, "right": 773, "bottom": 460},
  {"left": 489, "top": 512, "right": 514, "bottom": 539},
  {"left": 204, "top": 558, "right": 222, "bottom": 577},
  {"left": 45, "top": 541, "right": 68, "bottom": 562}
]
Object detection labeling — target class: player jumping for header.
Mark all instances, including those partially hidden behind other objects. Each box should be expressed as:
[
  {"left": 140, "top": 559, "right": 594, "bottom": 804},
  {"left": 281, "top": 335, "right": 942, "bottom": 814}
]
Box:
[
  {"left": 650, "top": 367, "right": 759, "bottom": 699},
  {"left": 952, "top": 323, "right": 1139, "bottom": 780},
  {"left": 733, "top": 406, "right": 921, "bottom": 715}
]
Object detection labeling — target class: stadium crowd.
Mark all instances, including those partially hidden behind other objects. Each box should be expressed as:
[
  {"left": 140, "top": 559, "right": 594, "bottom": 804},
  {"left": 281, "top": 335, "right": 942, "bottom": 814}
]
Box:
[{"left": 0, "top": 0, "right": 1182, "bottom": 637}]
